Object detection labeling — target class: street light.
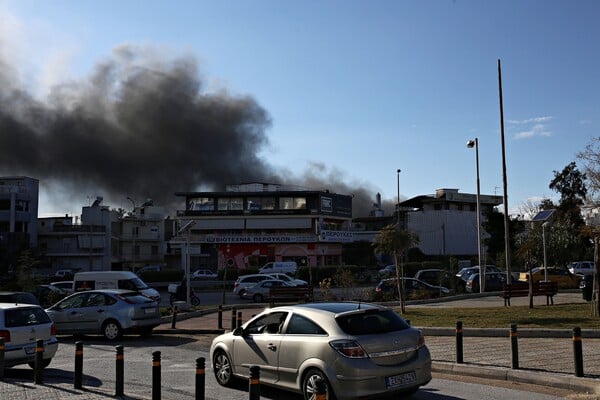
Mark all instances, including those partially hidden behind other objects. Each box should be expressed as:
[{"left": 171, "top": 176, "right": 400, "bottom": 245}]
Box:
[
  {"left": 396, "top": 169, "right": 401, "bottom": 225},
  {"left": 467, "top": 138, "right": 484, "bottom": 293}
]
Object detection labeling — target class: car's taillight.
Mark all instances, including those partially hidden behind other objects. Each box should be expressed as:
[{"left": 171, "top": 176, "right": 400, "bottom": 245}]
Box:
[
  {"left": 50, "top": 323, "right": 56, "bottom": 336},
  {"left": 375, "top": 287, "right": 382, "bottom": 292},
  {"left": 0, "top": 330, "right": 11, "bottom": 343},
  {"left": 330, "top": 340, "right": 368, "bottom": 358}
]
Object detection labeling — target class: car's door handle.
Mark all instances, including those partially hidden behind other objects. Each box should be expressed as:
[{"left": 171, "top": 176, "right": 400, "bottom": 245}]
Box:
[{"left": 267, "top": 344, "right": 277, "bottom": 351}]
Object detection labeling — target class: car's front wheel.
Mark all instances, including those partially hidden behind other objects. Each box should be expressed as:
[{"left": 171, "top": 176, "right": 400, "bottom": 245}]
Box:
[
  {"left": 213, "top": 350, "right": 234, "bottom": 386},
  {"left": 102, "top": 319, "right": 123, "bottom": 340},
  {"left": 302, "top": 368, "right": 335, "bottom": 400}
]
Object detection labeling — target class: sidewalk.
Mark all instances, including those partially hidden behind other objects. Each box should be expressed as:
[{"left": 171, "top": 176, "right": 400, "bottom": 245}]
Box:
[{"left": 1, "top": 293, "right": 599, "bottom": 398}]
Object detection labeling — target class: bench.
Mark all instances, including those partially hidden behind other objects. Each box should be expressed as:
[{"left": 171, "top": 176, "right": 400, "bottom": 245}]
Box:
[
  {"left": 500, "top": 281, "right": 558, "bottom": 306},
  {"left": 268, "top": 286, "right": 313, "bottom": 306}
]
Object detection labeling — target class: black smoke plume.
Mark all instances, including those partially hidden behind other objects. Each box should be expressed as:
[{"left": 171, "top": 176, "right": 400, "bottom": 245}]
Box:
[{"left": 0, "top": 45, "right": 386, "bottom": 217}]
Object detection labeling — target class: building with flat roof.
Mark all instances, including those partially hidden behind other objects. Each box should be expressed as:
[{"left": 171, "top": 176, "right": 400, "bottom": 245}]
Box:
[
  {"left": 0, "top": 176, "right": 39, "bottom": 248},
  {"left": 171, "top": 182, "right": 353, "bottom": 270}
]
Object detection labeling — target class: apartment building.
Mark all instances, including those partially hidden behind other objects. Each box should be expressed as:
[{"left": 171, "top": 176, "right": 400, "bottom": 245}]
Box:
[{"left": 0, "top": 176, "right": 39, "bottom": 248}]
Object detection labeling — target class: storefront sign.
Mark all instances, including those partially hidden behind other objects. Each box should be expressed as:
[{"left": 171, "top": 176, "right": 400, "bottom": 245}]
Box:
[{"left": 320, "top": 230, "right": 354, "bottom": 242}]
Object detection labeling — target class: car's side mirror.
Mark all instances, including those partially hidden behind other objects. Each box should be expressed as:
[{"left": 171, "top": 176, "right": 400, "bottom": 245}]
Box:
[{"left": 233, "top": 327, "right": 245, "bottom": 336}]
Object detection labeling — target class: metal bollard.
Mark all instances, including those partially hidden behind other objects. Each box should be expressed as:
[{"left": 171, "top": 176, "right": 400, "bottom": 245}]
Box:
[
  {"left": 171, "top": 306, "right": 178, "bottom": 329},
  {"left": 74, "top": 341, "right": 83, "bottom": 389},
  {"left": 218, "top": 305, "right": 223, "bottom": 329},
  {"left": 231, "top": 307, "right": 237, "bottom": 330},
  {"left": 314, "top": 377, "right": 327, "bottom": 400},
  {"left": 115, "top": 345, "right": 124, "bottom": 397},
  {"left": 573, "top": 327, "right": 584, "bottom": 377},
  {"left": 455, "top": 321, "right": 463, "bottom": 364},
  {"left": 153, "top": 351, "right": 162, "bottom": 400},
  {"left": 510, "top": 324, "right": 519, "bottom": 369},
  {"left": 237, "top": 311, "right": 242, "bottom": 328},
  {"left": 34, "top": 339, "right": 44, "bottom": 384},
  {"left": 249, "top": 365, "right": 260, "bottom": 400},
  {"left": 0, "top": 337, "right": 5, "bottom": 380},
  {"left": 195, "top": 357, "right": 205, "bottom": 400}
]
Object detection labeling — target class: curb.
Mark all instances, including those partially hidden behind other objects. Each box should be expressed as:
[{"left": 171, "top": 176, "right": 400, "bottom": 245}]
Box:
[{"left": 433, "top": 361, "right": 600, "bottom": 394}]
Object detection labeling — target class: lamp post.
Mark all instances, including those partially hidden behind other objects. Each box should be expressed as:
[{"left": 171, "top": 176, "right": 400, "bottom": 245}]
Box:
[
  {"left": 467, "top": 138, "right": 484, "bottom": 293},
  {"left": 396, "top": 169, "right": 401, "bottom": 225}
]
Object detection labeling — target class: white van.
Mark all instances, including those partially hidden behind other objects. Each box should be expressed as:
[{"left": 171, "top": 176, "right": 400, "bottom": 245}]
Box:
[
  {"left": 258, "top": 261, "right": 298, "bottom": 275},
  {"left": 73, "top": 271, "right": 160, "bottom": 301}
]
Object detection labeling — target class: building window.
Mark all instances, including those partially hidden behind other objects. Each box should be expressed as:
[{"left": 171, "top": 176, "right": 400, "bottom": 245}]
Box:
[
  {"left": 134, "top": 245, "right": 140, "bottom": 256},
  {"left": 189, "top": 197, "right": 214, "bottom": 211},
  {"left": 280, "top": 197, "right": 306, "bottom": 210},
  {"left": 132, "top": 227, "right": 139, "bottom": 237},
  {"left": 263, "top": 197, "right": 276, "bottom": 210},
  {"left": 151, "top": 245, "right": 158, "bottom": 256},
  {"left": 230, "top": 198, "right": 243, "bottom": 210},
  {"left": 434, "top": 204, "right": 442, "bottom": 210}
]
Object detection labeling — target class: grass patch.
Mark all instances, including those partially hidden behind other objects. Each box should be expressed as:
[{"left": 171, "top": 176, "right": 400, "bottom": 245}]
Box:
[{"left": 397, "top": 303, "right": 598, "bottom": 329}]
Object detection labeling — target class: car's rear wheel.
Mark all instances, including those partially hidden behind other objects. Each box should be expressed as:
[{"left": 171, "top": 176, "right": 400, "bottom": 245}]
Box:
[
  {"left": 213, "top": 350, "right": 234, "bottom": 386},
  {"left": 302, "top": 368, "right": 335, "bottom": 400},
  {"left": 28, "top": 358, "right": 52, "bottom": 369},
  {"left": 102, "top": 319, "right": 122, "bottom": 340},
  {"left": 253, "top": 293, "right": 264, "bottom": 303}
]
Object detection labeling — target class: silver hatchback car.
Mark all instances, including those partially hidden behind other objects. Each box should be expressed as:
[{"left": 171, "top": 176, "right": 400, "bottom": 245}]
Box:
[
  {"left": 45, "top": 289, "right": 161, "bottom": 340},
  {"left": 210, "top": 302, "right": 431, "bottom": 399},
  {"left": 0, "top": 303, "right": 59, "bottom": 368}
]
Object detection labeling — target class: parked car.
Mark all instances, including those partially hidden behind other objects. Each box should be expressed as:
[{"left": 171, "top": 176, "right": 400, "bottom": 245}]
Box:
[
  {"left": 373, "top": 278, "right": 450, "bottom": 301},
  {"left": 242, "top": 279, "right": 294, "bottom": 302},
  {"left": 0, "top": 303, "right": 59, "bottom": 368},
  {"left": 45, "top": 289, "right": 161, "bottom": 340},
  {"left": 34, "top": 284, "right": 68, "bottom": 307},
  {"left": 210, "top": 302, "right": 431, "bottom": 399},
  {"left": 413, "top": 269, "right": 454, "bottom": 288},
  {"left": 191, "top": 269, "right": 218, "bottom": 280},
  {"left": 136, "top": 265, "right": 162, "bottom": 275},
  {"left": 51, "top": 280, "right": 74, "bottom": 293},
  {"left": 378, "top": 264, "right": 397, "bottom": 277},
  {"left": 258, "top": 261, "right": 298, "bottom": 275},
  {"left": 465, "top": 272, "right": 507, "bottom": 293},
  {"left": 518, "top": 267, "right": 579, "bottom": 288},
  {"left": 54, "top": 269, "right": 75, "bottom": 279},
  {"left": 0, "top": 291, "right": 40, "bottom": 305},
  {"left": 567, "top": 261, "right": 595, "bottom": 276},
  {"left": 456, "top": 265, "right": 502, "bottom": 292},
  {"left": 267, "top": 272, "right": 308, "bottom": 286},
  {"left": 233, "top": 274, "right": 276, "bottom": 298}
]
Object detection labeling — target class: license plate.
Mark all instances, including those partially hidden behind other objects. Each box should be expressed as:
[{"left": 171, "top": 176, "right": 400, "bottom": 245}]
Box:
[
  {"left": 24, "top": 345, "right": 35, "bottom": 355},
  {"left": 144, "top": 308, "right": 157, "bottom": 314},
  {"left": 386, "top": 371, "right": 416, "bottom": 388}
]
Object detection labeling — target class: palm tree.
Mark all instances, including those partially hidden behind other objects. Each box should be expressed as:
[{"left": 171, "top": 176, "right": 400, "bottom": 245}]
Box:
[{"left": 373, "top": 224, "right": 420, "bottom": 313}]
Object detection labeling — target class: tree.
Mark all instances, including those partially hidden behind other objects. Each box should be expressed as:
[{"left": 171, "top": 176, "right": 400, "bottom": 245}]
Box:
[
  {"left": 372, "top": 224, "right": 419, "bottom": 313},
  {"left": 577, "top": 138, "right": 600, "bottom": 316},
  {"left": 577, "top": 137, "right": 600, "bottom": 200}
]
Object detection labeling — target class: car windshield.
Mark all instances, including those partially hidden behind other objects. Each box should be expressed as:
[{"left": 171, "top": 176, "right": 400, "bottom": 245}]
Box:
[
  {"left": 336, "top": 309, "right": 409, "bottom": 335},
  {"left": 4, "top": 307, "right": 51, "bottom": 327}
]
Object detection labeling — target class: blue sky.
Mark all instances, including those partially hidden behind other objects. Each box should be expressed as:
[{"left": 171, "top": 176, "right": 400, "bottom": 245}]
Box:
[{"left": 1, "top": 0, "right": 598, "bottom": 217}]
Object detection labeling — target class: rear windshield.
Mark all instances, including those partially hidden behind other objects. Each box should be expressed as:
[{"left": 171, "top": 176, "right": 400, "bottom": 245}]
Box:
[
  {"left": 117, "top": 292, "right": 155, "bottom": 304},
  {"left": 336, "top": 309, "right": 409, "bottom": 335},
  {"left": 4, "top": 307, "right": 51, "bottom": 327}
]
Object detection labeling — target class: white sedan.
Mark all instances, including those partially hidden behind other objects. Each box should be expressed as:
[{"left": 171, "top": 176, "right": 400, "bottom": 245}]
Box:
[{"left": 242, "top": 279, "right": 294, "bottom": 302}]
